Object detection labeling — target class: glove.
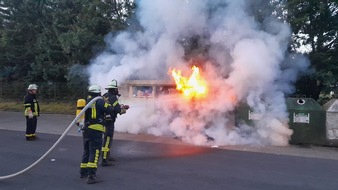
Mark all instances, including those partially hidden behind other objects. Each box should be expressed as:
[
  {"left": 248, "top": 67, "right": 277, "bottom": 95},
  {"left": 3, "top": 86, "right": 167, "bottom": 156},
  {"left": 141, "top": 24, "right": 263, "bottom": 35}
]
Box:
[
  {"left": 103, "top": 96, "right": 109, "bottom": 103},
  {"left": 77, "top": 123, "right": 84, "bottom": 132},
  {"left": 121, "top": 104, "right": 129, "bottom": 110},
  {"left": 28, "top": 111, "right": 33, "bottom": 119},
  {"left": 120, "top": 109, "right": 126, "bottom": 115}
]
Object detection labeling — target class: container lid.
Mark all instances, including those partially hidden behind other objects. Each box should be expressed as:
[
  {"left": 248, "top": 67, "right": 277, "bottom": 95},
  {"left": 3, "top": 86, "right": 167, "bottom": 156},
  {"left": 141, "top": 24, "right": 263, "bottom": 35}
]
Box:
[
  {"left": 286, "top": 98, "right": 324, "bottom": 111},
  {"left": 323, "top": 99, "right": 338, "bottom": 112}
]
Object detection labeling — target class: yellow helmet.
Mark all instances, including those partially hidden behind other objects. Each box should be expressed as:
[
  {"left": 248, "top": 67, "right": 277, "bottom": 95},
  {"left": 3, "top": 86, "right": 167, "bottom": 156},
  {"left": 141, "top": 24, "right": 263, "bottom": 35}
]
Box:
[
  {"left": 27, "top": 84, "right": 38, "bottom": 90},
  {"left": 88, "top": 84, "right": 101, "bottom": 93},
  {"left": 105, "top": 80, "right": 118, "bottom": 89}
]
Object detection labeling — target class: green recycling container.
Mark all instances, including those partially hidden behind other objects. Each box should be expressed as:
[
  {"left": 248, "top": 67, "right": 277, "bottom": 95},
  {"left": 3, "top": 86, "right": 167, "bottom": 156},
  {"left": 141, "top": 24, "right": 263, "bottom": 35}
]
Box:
[
  {"left": 286, "top": 98, "right": 326, "bottom": 145},
  {"left": 234, "top": 102, "right": 262, "bottom": 126}
]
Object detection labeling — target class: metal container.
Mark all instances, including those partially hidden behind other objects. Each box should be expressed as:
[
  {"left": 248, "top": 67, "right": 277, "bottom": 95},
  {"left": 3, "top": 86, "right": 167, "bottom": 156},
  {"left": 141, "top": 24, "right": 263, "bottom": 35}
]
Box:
[
  {"left": 323, "top": 99, "right": 338, "bottom": 146},
  {"left": 286, "top": 98, "right": 326, "bottom": 145},
  {"left": 234, "top": 103, "right": 262, "bottom": 127}
]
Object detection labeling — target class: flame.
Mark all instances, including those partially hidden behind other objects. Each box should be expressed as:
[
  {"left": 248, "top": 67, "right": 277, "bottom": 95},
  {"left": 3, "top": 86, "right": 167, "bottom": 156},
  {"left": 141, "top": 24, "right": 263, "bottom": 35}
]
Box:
[{"left": 170, "top": 65, "right": 207, "bottom": 98}]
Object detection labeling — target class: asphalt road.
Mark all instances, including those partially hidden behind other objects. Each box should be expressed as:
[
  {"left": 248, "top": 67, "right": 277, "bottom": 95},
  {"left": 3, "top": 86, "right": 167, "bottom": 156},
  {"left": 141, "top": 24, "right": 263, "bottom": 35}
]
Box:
[{"left": 1, "top": 111, "right": 338, "bottom": 190}]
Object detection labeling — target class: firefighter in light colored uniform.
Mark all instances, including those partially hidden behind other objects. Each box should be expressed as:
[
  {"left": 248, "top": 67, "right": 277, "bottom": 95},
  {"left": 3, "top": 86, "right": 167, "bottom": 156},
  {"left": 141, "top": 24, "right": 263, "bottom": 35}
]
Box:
[
  {"left": 101, "top": 79, "right": 129, "bottom": 166},
  {"left": 24, "top": 84, "right": 40, "bottom": 141},
  {"left": 79, "top": 84, "right": 119, "bottom": 184}
]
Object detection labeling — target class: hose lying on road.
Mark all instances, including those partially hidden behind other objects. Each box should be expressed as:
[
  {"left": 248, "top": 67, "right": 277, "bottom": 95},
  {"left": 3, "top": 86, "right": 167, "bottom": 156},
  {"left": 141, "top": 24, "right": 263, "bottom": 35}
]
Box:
[{"left": 0, "top": 96, "right": 102, "bottom": 180}]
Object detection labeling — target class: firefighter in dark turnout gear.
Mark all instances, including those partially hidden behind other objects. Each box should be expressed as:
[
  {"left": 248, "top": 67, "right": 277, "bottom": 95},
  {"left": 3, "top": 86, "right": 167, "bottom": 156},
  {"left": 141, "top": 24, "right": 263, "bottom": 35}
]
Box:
[
  {"left": 101, "top": 79, "right": 129, "bottom": 166},
  {"left": 24, "top": 84, "right": 40, "bottom": 141},
  {"left": 79, "top": 84, "right": 119, "bottom": 184}
]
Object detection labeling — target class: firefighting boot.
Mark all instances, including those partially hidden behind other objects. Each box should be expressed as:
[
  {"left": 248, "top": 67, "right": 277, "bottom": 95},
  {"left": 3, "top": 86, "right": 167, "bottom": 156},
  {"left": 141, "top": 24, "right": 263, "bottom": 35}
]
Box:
[
  {"left": 107, "top": 156, "right": 116, "bottom": 162},
  {"left": 26, "top": 136, "right": 37, "bottom": 141},
  {"left": 80, "top": 171, "right": 88, "bottom": 178},
  {"left": 86, "top": 174, "right": 103, "bottom": 184},
  {"left": 79, "top": 168, "right": 88, "bottom": 178},
  {"left": 101, "top": 159, "right": 114, "bottom": 166}
]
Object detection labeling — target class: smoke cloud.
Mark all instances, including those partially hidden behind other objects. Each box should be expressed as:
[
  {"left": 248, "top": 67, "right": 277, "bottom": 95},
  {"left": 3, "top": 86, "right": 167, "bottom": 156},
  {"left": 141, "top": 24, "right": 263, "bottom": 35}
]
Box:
[{"left": 87, "top": 0, "right": 309, "bottom": 146}]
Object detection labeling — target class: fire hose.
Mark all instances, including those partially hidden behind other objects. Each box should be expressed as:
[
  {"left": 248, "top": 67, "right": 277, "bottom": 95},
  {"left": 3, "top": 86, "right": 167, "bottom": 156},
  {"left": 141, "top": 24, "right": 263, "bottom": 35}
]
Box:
[{"left": 0, "top": 96, "right": 102, "bottom": 180}]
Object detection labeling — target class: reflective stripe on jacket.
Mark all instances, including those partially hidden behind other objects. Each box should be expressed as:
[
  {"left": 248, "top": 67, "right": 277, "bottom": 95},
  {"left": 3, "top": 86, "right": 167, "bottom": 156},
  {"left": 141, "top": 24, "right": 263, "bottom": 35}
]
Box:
[
  {"left": 88, "top": 124, "right": 105, "bottom": 132},
  {"left": 85, "top": 95, "right": 117, "bottom": 132},
  {"left": 24, "top": 93, "right": 40, "bottom": 116}
]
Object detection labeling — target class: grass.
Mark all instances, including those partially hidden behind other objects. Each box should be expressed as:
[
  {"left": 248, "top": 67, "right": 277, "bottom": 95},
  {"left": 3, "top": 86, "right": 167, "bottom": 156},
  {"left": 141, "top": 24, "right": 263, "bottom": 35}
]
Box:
[{"left": 0, "top": 100, "right": 76, "bottom": 115}]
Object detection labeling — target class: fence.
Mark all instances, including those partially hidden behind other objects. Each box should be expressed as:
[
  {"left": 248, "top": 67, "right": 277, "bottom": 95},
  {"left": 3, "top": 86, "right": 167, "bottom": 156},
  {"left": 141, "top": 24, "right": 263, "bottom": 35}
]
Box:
[
  {"left": 0, "top": 82, "right": 88, "bottom": 102},
  {"left": 0, "top": 80, "right": 177, "bottom": 102}
]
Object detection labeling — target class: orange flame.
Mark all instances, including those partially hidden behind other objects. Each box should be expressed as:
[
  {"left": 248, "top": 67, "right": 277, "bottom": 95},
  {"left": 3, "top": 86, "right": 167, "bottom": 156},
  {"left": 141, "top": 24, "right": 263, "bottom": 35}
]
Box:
[{"left": 170, "top": 65, "right": 207, "bottom": 98}]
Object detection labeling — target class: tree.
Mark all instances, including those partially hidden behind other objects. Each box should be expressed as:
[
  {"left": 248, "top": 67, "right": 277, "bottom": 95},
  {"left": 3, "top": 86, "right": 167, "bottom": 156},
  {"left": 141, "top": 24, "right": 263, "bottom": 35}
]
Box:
[
  {"left": 0, "top": 0, "right": 135, "bottom": 82},
  {"left": 285, "top": 0, "right": 338, "bottom": 100},
  {"left": 0, "top": 0, "right": 46, "bottom": 81}
]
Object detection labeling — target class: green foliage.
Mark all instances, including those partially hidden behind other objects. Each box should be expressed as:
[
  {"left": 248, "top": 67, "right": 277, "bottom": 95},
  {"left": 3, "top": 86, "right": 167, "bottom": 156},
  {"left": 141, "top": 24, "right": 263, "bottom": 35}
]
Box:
[
  {"left": 283, "top": 0, "right": 338, "bottom": 99},
  {"left": 0, "top": 0, "right": 135, "bottom": 83},
  {"left": 65, "top": 64, "right": 89, "bottom": 99},
  {"left": 0, "top": 100, "right": 76, "bottom": 114},
  {"left": 0, "top": 0, "right": 336, "bottom": 102}
]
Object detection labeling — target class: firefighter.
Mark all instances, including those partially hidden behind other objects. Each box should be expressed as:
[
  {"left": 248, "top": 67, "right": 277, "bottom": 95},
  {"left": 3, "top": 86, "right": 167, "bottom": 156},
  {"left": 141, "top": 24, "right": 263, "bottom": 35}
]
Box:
[
  {"left": 24, "top": 84, "right": 40, "bottom": 141},
  {"left": 79, "top": 84, "right": 120, "bottom": 184},
  {"left": 101, "top": 79, "right": 129, "bottom": 166}
]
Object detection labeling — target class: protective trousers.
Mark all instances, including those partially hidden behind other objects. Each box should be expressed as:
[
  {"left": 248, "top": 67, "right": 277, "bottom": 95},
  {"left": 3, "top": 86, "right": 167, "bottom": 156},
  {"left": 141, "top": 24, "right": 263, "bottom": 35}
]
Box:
[
  {"left": 26, "top": 116, "right": 37, "bottom": 138},
  {"left": 80, "top": 129, "right": 103, "bottom": 176},
  {"left": 102, "top": 120, "right": 115, "bottom": 160}
]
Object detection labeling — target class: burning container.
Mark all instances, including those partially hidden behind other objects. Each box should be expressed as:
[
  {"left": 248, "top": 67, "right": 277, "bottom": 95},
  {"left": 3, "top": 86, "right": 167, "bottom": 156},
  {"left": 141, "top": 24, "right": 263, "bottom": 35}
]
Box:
[
  {"left": 286, "top": 98, "right": 326, "bottom": 145},
  {"left": 234, "top": 102, "right": 262, "bottom": 127},
  {"left": 323, "top": 99, "right": 338, "bottom": 146}
]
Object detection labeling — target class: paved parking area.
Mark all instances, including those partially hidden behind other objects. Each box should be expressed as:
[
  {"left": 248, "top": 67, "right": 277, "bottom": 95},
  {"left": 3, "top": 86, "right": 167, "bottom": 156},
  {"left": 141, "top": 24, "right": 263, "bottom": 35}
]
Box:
[{"left": 1, "top": 111, "right": 338, "bottom": 190}]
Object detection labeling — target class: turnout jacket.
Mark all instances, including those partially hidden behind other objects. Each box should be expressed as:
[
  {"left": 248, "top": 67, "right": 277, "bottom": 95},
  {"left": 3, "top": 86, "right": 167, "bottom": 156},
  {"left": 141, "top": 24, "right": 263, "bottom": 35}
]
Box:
[
  {"left": 24, "top": 93, "right": 40, "bottom": 116},
  {"left": 103, "top": 92, "right": 122, "bottom": 121},
  {"left": 84, "top": 95, "right": 118, "bottom": 132}
]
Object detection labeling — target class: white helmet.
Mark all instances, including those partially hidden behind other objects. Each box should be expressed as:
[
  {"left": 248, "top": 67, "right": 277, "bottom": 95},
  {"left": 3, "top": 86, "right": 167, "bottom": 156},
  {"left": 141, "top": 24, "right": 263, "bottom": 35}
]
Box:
[
  {"left": 27, "top": 84, "right": 38, "bottom": 90},
  {"left": 105, "top": 80, "right": 118, "bottom": 89},
  {"left": 88, "top": 84, "right": 101, "bottom": 93}
]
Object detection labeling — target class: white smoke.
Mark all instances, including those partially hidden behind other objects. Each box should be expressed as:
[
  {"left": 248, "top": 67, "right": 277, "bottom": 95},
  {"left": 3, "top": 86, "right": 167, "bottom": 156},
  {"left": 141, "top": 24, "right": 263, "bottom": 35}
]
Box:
[{"left": 88, "top": 0, "right": 309, "bottom": 146}]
